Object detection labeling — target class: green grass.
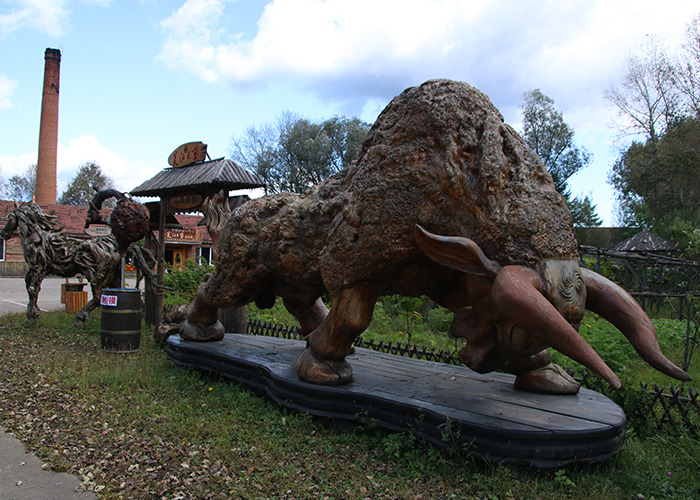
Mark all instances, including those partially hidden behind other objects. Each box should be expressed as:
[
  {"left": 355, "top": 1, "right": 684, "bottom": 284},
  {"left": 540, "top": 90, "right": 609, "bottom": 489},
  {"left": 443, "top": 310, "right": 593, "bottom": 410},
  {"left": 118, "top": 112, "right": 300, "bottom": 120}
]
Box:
[{"left": 0, "top": 309, "right": 699, "bottom": 499}]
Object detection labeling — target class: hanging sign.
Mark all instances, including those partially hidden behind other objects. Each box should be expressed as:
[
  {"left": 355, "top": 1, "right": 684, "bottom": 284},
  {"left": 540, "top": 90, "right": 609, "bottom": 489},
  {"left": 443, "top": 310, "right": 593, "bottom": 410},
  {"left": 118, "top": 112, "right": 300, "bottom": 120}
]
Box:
[
  {"left": 168, "top": 142, "right": 208, "bottom": 168},
  {"left": 170, "top": 190, "right": 203, "bottom": 210},
  {"left": 164, "top": 228, "right": 198, "bottom": 242}
]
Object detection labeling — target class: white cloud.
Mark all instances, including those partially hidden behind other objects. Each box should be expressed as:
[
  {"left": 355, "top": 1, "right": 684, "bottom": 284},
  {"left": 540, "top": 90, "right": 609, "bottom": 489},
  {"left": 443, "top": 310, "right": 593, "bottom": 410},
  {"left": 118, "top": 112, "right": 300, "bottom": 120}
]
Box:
[
  {"left": 155, "top": 0, "right": 699, "bottom": 225},
  {"left": 0, "top": 135, "right": 160, "bottom": 199},
  {"left": 0, "top": 75, "right": 18, "bottom": 111},
  {"left": 158, "top": 0, "right": 699, "bottom": 112},
  {"left": 57, "top": 136, "right": 161, "bottom": 194},
  {"left": 0, "top": 0, "right": 68, "bottom": 38}
]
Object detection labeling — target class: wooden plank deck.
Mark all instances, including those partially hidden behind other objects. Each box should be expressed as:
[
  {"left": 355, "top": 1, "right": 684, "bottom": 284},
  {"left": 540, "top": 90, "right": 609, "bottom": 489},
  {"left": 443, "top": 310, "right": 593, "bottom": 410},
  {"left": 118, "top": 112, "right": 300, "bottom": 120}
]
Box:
[{"left": 166, "top": 334, "right": 626, "bottom": 468}]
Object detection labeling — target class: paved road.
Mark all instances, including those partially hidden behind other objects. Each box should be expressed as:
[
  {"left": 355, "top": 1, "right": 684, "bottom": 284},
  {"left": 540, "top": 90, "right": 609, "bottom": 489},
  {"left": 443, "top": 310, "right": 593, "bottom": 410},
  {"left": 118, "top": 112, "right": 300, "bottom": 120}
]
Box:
[
  {"left": 0, "top": 277, "right": 91, "bottom": 317},
  {"left": 0, "top": 277, "right": 138, "bottom": 317}
]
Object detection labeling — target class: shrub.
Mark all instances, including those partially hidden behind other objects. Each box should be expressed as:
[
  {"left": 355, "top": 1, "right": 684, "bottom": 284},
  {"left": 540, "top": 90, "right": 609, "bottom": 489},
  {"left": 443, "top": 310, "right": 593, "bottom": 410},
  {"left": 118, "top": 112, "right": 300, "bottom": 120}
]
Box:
[{"left": 163, "top": 259, "right": 214, "bottom": 307}]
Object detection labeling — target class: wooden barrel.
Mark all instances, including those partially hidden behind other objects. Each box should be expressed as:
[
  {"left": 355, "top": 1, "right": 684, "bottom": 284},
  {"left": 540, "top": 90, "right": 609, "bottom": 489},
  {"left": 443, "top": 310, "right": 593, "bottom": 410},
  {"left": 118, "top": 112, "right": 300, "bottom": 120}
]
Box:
[{"left": 100, "top": 288, "right": 142, "bottom": 353}]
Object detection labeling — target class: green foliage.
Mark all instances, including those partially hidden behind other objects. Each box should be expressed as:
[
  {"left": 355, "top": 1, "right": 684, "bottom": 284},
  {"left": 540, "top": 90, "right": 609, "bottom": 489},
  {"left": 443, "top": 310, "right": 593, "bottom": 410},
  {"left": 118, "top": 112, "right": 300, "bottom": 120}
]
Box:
[
  {"left": 569, "top": 194, "right": 603, "bottom": 227},
  {"left": 58, "top": 161, "right": 116, "bottom": 206},
  {"left": 581, "top": 257, "right": 624, "bottom": 284},
  {"left": 609, "top": 117, "right": 700, "bottom": 233},
  {"left": 230, "top": 112, "right": 370, "bottom": 195},
  {"left": 163, "top": 259, "right": 215, "bottom": 307},
  {"left": 2, "top": 163, "right": 36, "bottom": 201},
  {"left": 520, "top": 88, "right": 592, "bottom": 197}
]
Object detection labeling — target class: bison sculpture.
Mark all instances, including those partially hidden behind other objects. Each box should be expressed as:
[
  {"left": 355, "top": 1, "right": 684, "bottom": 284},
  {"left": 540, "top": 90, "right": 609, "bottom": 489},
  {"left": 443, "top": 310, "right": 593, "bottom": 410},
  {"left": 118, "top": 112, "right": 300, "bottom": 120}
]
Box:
[{"left": 181, "top": 79, "right": 691, "bottom": 394}]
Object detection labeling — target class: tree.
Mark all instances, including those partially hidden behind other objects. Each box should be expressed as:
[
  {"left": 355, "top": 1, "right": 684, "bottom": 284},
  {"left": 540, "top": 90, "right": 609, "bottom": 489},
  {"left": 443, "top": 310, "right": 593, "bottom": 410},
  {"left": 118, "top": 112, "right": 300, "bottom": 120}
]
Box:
[
  {"left": 58, "top": 161, "right": 116, "bottom": 206},
  {"left": 604, "top": 36, "right": 679, "bottom": 151},
  {"left": 229, "top": 121, "right": 281, "bottom": 195},
  {"left": 607, "top": 15, "right": 700, "bottom": 235},
  {"left": 609, "top": 117, "right": 700, "bottom": 236},
  {"left": 568, "top": 194, "right": 603, "bottom": 228},
  {"left": 673, "top": 13, "right": 700, "bottom": 118},
  {"left": 230, "top": 112, "right": 370, "bottom": 195},
  {"left": 2, "top": 163, "right": 36, "bottom": 201},
  {"left": 520, "top": 89, "right": 592, "bottom": 196}
]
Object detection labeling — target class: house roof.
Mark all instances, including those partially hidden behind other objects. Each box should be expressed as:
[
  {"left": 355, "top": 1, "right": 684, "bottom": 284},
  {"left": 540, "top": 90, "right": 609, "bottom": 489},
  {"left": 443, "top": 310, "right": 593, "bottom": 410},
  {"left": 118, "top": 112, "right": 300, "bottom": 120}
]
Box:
[
  {"left": 610, "top": 230, "right": 679, "bottom": 253},
  {"left": 130, "top": 158, "right": 265, "bottom": 197}
]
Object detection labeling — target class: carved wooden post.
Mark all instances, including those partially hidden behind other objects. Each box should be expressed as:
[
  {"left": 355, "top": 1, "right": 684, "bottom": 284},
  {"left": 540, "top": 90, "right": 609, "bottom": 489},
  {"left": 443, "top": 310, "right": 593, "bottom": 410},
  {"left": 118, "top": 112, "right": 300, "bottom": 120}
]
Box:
[{"left": 156, "top": 197, "right": 167, "bottom": 326}]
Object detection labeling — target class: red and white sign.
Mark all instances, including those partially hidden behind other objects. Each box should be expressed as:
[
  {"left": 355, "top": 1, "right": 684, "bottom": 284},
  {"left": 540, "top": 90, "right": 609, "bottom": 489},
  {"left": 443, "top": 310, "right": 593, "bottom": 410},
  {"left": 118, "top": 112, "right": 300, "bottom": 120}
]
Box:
[{"left": 100, "top": 294, "right": 118, "bottom": 307}]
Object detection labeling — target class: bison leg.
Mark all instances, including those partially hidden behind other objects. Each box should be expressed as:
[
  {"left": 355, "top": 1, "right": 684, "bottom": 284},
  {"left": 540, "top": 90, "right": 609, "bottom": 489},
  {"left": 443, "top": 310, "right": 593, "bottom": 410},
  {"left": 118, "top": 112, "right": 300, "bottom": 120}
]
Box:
[
  {"left": 283, "top": 297, "right": 329, "bottom": 336},
  {"left": 500, "top": 349, "right": 580, "bottom": 395},
  {"left": 296, "top": 285, "right": 380, "bottom": 385},
  {"left": 181, "top": 274, "right": 225, "bottom": 342}
]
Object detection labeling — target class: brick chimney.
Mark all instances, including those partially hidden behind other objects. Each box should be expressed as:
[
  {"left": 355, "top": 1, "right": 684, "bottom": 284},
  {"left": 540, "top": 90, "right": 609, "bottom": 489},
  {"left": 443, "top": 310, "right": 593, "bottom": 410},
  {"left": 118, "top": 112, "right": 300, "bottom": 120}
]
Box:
[{"left": 35, "top": 48, "right": 61, "bottom": 204}]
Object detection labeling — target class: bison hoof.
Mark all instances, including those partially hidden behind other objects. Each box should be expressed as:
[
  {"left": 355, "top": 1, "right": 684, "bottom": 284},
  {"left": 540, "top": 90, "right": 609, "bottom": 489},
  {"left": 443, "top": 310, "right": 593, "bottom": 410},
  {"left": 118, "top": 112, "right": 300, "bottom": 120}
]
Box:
[
  {"left": 295, "top": 348, "right": 353, "bottom": 385},
  {"left": 513, "top": 363, "right": 580, "bottom": 395},
  {"left": 180, "top": 320, "right": 225, "bottom": 342},
  {"left": 154, "top": 324, "right": 182, "bottom": 347}
]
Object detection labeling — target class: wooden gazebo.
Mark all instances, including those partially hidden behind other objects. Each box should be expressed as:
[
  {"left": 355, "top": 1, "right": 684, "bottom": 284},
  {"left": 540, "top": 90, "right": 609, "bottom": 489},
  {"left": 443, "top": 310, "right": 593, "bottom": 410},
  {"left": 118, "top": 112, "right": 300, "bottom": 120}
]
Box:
[{"left": 131, "top": 155, "right": 265, "bottom": 325}]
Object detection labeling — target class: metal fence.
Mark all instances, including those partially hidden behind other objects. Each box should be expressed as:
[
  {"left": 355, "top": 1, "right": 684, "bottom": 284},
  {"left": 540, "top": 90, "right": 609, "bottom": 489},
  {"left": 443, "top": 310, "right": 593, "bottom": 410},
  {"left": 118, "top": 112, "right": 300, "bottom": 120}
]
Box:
[{"left": 246, "top": 318, "right": 699, "bottom": 436}]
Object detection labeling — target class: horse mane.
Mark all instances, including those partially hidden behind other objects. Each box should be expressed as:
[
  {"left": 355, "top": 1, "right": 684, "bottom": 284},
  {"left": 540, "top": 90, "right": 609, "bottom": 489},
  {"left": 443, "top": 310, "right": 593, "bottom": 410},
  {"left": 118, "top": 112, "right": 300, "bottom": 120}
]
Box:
[{"left": 15, "top": 203, "right": 62, "bottom": 233}]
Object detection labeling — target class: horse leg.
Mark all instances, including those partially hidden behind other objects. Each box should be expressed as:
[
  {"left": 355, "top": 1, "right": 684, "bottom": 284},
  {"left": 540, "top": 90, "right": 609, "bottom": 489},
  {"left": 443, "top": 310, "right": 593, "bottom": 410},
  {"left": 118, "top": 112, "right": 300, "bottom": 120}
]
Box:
[
  {"left": 295, "top": 285, "right": 380, "bottom": 385},
  {"left": 74, "top": 281, "right": 99, "bottom": 327},
  {"left": 24, "top": 271, "right": 43, "bottom": 327}
]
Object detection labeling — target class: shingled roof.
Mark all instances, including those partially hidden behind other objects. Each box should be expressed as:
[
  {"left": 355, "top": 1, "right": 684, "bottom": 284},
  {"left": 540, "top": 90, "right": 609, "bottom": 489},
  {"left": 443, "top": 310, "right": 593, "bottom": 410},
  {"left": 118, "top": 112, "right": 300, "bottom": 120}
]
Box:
[
  {"left": 610, "top": 230, "right": 679, "bottom": 253},
  {"left": 130, "top": 158, "right": 265, "bottom": 197}
]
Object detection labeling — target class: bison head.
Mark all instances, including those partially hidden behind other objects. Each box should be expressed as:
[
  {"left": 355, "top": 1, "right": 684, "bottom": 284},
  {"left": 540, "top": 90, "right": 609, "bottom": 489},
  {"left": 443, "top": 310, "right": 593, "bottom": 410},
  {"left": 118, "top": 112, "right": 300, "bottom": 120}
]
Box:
[{"left": 416, "top": 225, "right": 692, "bottom": 390}]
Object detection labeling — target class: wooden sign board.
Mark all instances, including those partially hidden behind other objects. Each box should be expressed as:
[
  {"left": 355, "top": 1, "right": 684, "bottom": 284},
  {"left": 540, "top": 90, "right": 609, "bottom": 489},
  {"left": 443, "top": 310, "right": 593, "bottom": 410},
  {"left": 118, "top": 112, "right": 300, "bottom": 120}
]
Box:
[
  {"left": 170, "top": 190, "right": 203, "bottom": 210},
  {"left": 164, "top": 228, "right": 198, "bottom": 242},
  {"left": 85, "top": 224, "right": 112, "bottom": 237},
  {"left": 168, "top": 142, "right": 208, "bottom": 168}
]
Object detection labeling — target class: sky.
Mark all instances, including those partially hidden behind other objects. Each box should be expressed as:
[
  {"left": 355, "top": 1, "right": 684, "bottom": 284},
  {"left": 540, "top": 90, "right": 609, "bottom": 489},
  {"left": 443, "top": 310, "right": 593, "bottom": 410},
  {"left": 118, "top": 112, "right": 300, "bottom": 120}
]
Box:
[{"left": 0, "top": 0, "right": 698, "bottom": 225}]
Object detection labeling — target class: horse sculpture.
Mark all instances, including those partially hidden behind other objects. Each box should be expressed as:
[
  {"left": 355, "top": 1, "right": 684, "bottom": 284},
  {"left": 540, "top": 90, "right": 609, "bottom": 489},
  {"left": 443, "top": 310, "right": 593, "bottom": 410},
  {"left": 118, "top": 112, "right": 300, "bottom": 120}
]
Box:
[{"left": 1, "top": 202, "right": 156, "bottom": 327}]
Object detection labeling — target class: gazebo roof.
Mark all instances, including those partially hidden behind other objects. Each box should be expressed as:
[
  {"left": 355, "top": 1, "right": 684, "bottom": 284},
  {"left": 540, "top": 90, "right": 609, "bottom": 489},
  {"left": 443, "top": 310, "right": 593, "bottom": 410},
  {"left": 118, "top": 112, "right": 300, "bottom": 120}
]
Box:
[
  {"left": 130, "top": 157, "right": 265, "bottom": 197},
  {"left": 610, "top": 230, "right": 679, "bottom": 253}
]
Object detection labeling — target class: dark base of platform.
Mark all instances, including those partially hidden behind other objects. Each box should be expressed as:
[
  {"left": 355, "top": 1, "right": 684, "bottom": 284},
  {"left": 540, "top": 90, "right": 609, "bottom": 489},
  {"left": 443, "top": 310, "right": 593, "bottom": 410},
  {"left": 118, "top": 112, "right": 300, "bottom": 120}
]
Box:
[{"left": 166, "top": 334, "right": 626, "bottom": 468}]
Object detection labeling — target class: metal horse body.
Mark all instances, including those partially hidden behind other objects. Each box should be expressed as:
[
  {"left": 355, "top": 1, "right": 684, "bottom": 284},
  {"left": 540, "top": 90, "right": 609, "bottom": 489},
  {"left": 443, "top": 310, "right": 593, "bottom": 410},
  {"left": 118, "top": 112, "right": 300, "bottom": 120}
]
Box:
[
  {"left": 182, "top": 80, "right": 690, "bottom": 394},
  {"left": 1, "top": 202, "right": 155, "bottom": 326}
]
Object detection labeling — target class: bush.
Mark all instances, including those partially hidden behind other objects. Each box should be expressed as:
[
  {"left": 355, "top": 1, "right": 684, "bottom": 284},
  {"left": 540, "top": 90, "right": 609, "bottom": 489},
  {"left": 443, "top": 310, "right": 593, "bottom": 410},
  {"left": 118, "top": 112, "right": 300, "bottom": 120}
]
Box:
[{"left": 163, "top": 259, "right": 214, "bottom": 307}]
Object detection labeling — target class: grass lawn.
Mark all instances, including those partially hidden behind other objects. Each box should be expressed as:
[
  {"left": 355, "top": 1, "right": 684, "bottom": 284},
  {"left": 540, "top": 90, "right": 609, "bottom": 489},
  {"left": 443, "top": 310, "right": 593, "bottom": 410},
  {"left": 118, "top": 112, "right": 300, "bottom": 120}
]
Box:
[{"left": 0, "top": 309, "right": 698, "bottom": 500}]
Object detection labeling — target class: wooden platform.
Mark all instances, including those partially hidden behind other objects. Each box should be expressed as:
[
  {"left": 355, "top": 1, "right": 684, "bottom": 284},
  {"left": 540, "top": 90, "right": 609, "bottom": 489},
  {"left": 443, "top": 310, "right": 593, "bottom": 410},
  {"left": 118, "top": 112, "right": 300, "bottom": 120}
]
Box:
[{"left": 166, "top": 334, "right": 626, "bottom": 468}]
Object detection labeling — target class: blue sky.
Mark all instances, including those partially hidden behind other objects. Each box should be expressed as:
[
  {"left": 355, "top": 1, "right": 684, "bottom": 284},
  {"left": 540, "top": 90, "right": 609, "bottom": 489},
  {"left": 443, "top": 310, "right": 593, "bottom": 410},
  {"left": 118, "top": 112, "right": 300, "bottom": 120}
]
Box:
[{"left": 1, "top": 0, "right": 698, "bottom": 224}]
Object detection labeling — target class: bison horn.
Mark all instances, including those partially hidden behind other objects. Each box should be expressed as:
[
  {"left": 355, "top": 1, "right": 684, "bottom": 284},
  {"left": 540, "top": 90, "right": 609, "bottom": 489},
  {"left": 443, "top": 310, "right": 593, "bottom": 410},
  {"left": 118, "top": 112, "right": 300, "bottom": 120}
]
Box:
[
  {"left": 582, "top": 268, "right": 691, "bottom": 382},
  {"left": 491, "top": 265, "right": 622, "bottom": 389},
  {"left": 415, "top": 225, "right": 502, "bottom": 276}
]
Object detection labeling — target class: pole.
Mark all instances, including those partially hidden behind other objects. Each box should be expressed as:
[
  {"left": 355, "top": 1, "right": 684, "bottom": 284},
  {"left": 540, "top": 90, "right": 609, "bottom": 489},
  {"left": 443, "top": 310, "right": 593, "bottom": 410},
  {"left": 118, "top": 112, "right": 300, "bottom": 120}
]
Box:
[{"left": 156, "top": 197, "right": 167, "bottom": 326}]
